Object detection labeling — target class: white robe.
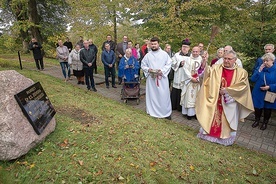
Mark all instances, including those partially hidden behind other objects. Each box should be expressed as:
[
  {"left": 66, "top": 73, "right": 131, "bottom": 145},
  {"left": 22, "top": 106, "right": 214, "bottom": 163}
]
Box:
[
  {"left": 141, "top": 49, "right": 172, "bottom": 118},
  {"left": 171, "top": 52, "right": 189, "bottom": 89},
  {"left": 180, "top": 55, "right": 202, "bottom": 115}
]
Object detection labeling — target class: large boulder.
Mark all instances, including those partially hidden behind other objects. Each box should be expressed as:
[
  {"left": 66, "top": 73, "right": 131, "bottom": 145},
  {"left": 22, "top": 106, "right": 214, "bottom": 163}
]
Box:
[{"left": 0, "top": 70, "right": 56, "bottom": 161}]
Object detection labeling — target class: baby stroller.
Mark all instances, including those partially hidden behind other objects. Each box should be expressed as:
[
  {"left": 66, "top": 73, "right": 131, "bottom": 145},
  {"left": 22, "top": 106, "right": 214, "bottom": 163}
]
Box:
[{"left": 120, "top": 66, "right": 140, "bottom": 104}]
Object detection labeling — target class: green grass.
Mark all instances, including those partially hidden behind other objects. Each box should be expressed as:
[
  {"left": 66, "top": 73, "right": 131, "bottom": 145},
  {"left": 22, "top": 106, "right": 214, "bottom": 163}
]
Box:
[{"left": 0, "top": 55, "right": 275, "bottom": 184}]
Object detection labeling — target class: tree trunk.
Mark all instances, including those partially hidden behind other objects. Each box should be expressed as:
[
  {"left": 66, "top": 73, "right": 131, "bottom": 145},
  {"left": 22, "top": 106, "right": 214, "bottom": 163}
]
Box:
[
  {"left": 113, "top": 5, "right": 117, "bottom": 45},
  {"left": 20, "top": 30, "right": 30, "bottom": 53},
  {"left": 28, "top": 0, "right": 43, "bottom": 43}
]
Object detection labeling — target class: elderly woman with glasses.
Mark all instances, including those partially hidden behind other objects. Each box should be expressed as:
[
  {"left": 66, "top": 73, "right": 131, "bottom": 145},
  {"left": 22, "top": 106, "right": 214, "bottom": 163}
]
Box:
[
  {"left": 251, "top": 53, "right": 276, "bottom": 130},
  {"left": 195, "top": 50, "right": 254, "bottom": 146}
]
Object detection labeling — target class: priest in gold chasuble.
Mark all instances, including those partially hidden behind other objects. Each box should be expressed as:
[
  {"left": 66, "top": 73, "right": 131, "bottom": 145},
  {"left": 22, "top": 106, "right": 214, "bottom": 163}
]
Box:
[{"left": 196, "top": 50, "right": 254, "bottom": 146}]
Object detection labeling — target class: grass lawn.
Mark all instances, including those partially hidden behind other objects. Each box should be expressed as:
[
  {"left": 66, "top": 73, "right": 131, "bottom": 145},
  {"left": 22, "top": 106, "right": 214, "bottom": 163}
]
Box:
[{"left": 0, "top": 55, "right": 275, "bottom": 183}]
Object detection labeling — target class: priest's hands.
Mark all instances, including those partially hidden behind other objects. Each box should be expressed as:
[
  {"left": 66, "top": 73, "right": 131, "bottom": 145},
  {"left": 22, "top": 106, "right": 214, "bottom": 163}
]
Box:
[{"left": 191, "top": 78, "right": 199, "bottom": 83}]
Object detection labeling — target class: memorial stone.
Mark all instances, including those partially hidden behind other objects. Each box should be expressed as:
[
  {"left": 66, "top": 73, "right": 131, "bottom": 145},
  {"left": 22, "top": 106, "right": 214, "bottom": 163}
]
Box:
[{"left": 0, "top": 70, "right": 56, "bottom": 161}]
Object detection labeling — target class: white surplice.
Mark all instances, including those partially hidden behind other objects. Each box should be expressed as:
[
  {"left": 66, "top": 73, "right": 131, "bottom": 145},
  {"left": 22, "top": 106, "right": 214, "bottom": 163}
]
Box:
[
  {"left": 180, "top": 55, "right": 202, "bottom": 116},
  {"left": 171, "top": 52, "right": 190, "bottom": 89},
  {"left": 141, "top": 48, "right": 172, "bottom": 118}
]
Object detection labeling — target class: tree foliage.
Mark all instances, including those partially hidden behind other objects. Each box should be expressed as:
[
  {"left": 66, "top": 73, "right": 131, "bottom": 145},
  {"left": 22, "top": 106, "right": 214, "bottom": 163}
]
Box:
[
  {"left": 0, "top": 0, "right": 69, "bottom": 53},
  {"left": 0, "top": 0, "right": 275, "bottom": 69},
  {"left": 66, "top": 0, "right": 143, "bottom": 46}
]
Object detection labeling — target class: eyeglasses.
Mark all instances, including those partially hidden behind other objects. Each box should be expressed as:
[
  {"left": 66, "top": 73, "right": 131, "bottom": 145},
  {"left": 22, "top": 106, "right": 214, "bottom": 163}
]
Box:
[{"left": 223, "top": 57, "right": 235, "bottom": 61}]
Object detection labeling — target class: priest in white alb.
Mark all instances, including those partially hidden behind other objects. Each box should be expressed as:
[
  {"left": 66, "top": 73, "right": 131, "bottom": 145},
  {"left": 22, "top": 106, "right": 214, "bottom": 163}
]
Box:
[
  {"left": 141, "top": 37, "right": 172, "bottom": 119},
  {"left": 180, "top": 46, "right": 203, "bottom": 120},
  {"left": 171, "top": 38, "right": 191, "bottom": 111}
]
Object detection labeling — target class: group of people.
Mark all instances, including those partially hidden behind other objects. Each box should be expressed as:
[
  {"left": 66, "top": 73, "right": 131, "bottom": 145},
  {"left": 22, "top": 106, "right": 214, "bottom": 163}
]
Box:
[
  {"left": 54, "top": 35, "right": 144, "bottom": 91},
  {"left": 29, "top": 35, "right": 275, "bottom": 146},
  {"left": 141, "top": 37, "right": 275, "bottom": 146}
]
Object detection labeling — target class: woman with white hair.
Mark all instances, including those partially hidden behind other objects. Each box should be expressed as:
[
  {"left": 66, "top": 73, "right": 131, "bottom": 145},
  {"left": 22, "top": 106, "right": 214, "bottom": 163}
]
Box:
[
  {"left": 251, "top": 53, "right": 276, "bottom": 130},
  {"left": 118, "top": 48, "right": 140, "bottom": 83},
  {"left": 211, "top": 48, "right": 224, "bottom": 66}
]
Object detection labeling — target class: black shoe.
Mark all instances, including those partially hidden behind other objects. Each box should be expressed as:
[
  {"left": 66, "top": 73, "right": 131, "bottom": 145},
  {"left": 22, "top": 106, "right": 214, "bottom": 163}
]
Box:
[
  {"left": 252, "top": 121, "right": 259, "bottom": 128},
  {"left": 260, "top": 120, "right": 268, "bottom": 130},
  {"left": 165, "top": 115, "right": 171, "bottom": 120},
  {"left": 77, "top": 81, "right": 81, "bottom": 84},
  {"left": 260, "top": 123, "right": 267, "bottom": 130},
  {"left": 92, "top": 88, "right": 97, "bottom": 92},
  {"left": 112, "top": 85, "right": 117, "bottom": 88},
  {"left": 106, "top": 86, "right": 109, "bottom": 88},
  {"left": 118, "top": 82, "right": 122, "bottom": 85},
  {"left": 187, "top": 116, "right": 192, "bottom": 120},
  {"left": 81, "top": 81, "right": 85, "bottom": 85}
]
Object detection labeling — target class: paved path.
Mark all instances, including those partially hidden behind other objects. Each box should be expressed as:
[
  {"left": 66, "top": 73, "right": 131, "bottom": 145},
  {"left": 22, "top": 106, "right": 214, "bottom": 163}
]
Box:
[{"left": 41, "top": 66, "right": 276, "bottom": 157}]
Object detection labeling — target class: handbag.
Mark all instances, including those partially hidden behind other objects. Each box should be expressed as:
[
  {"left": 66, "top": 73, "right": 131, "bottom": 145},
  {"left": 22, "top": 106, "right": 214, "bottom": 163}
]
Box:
[
  {"left": 263, "top": 73, "right": 276, "bottom": 103},
  {"left": 264, "top": 91, "right": 276, "bottom": 103}
]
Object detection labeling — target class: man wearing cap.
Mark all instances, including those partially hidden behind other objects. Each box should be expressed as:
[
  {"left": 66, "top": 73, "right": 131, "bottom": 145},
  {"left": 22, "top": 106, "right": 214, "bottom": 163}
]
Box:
[{"left": 171, "top": 39, "right": 191, "bottom": 111}]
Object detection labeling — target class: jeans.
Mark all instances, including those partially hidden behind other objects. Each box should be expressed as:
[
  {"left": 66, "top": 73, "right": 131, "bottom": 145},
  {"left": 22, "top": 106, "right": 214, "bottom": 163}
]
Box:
[
  {"left": 104, "top": 66, "right": 116, "bottom": 86},
  {"left": 84, "top": 67, "right": 95, "bottom": 89},
  {"left": 60, "top": 62, "right": 70, "bottom": 79}
]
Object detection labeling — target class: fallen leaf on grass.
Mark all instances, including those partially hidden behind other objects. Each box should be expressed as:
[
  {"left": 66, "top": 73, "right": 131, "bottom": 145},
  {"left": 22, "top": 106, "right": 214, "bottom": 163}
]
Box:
[
  {"left": 59, "top": 139, "right": 69, "bottom": 148},
  {"left": 252, "top": 167, "right": 258, "bottom": 176},
  {"left": 16, "top": 161, "right": 28, "bottom": 166},
  {"left": 63, "top": 139, "right": 68, "bottom": 144},
  {"left": 118, "top": 175, "right": 124, "bottom": 180},
  {"left": 190, "top": 165, "right": 195, "bottom": 172},
  {"left": 78, "top": 160, "right": 83, "bottom": 166},
  {"left": 115, "top": 156, "right": 122, "bottom": 162},
  {"left": 29, "top": 163, "right": 35, "bottom": 169},
  {"left": 150, "top": 161, "right": 157, "bottom": 167},
  {"left": 94, "top": 170, "right": 103, "bottom": 176},
  {"left": 150, "top": 167, "right": 157, "bottom": 172}
]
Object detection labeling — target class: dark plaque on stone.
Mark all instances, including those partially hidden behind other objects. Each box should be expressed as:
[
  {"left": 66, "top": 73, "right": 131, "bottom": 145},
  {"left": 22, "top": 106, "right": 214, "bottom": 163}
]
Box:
[{"left": 14, "top": 82, "right": 56, "bottom": 135}]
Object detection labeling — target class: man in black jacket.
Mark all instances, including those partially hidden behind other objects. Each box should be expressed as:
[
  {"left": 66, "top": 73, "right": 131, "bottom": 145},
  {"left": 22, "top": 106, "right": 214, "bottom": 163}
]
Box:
[
  {"left": 89, "top": 39, "right": 98, "bottom": 74},
  {"left": 101, "top": 34, "right": 116, "bottom": 52},
  {"left": 80, "top": 40, "right": 97, "bottom": 92},
  {"left": 63, "top": 37, "right": 73, "bottom": 53},
  {"left": 29, "top": 38, "right": 44, "bottom": 70}
]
